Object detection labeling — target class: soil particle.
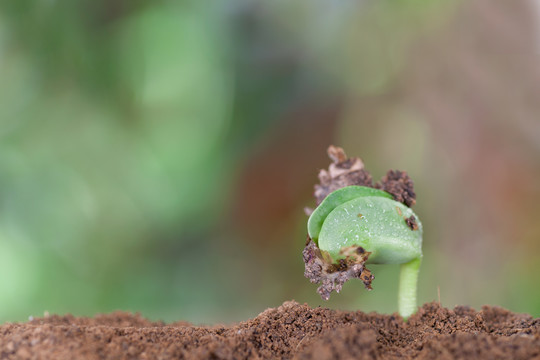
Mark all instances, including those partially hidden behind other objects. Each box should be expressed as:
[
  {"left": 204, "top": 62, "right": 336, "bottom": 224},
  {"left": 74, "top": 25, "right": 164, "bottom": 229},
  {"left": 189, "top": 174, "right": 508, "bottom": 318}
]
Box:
[
  {"left": 376, "top": 170, "right": 416, "bottom": 207},
  {"left": 405, "top": 215, "right": 419, "bottom": 231},
  {"left": 1, "top": 302, "right": 538, "bottom": 360}
]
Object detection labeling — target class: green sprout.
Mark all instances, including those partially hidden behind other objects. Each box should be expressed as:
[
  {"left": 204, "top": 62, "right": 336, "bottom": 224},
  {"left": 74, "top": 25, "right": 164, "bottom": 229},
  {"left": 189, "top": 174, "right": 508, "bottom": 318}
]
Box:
[{"left": 303, "top": 146, "right": 423, "bottom": 319}]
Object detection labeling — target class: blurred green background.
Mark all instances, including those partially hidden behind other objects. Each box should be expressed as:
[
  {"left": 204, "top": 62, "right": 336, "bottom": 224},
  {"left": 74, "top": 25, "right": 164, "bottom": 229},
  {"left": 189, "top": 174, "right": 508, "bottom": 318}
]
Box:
[{"left": 1, "top": 0, "right": 539, "bottom": 324}]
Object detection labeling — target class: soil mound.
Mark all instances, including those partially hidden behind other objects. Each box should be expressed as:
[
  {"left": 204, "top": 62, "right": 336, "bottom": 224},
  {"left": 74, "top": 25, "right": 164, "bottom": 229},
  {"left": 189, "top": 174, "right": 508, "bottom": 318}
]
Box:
[{"left": 1, "top": 301, "right": 538, "bottom": 359}]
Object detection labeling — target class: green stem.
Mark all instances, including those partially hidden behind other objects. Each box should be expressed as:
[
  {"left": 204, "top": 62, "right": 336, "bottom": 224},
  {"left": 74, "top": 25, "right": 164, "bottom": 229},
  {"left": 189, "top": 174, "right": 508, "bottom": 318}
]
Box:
[{"left": 398, "top": 257, "right": 421, "bottom": 320}]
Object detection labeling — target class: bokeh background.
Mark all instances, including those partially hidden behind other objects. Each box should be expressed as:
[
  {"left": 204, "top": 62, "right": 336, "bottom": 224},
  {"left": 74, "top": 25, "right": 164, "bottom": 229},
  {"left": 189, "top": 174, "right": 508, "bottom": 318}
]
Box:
[{"left": 1, "top": 0, "right": 539, "bottom": 324}]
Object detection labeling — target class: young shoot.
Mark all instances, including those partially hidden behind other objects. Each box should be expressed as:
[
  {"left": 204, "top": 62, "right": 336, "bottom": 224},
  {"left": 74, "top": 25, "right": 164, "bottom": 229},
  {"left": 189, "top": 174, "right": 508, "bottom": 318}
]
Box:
[{"left": 303, "top": 146, "right": 423, "bottom": 319}]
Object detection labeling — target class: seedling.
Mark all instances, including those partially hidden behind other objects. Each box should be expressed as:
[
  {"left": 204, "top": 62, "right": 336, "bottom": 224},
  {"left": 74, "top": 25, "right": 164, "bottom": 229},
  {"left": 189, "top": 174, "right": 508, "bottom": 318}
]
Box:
[{"left": 303, "top": 146, "right": 423, "bottom": 319}]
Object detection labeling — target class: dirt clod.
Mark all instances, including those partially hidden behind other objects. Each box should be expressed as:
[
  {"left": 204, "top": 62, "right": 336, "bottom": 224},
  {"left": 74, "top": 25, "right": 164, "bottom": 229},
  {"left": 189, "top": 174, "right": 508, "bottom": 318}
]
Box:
[
  {"left": 302, "top": 240, "right": 373, "bottom": 300},
  {"left": 1, "top": 302, "right": 537, "bottom": 359},
  {"left": 376, "top": 169, "right": 417, "bottom": 207}
]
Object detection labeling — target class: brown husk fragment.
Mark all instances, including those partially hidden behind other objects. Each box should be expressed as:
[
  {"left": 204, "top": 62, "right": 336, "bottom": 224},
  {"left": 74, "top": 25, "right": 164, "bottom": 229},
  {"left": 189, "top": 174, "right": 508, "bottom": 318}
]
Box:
[
  {"left": 313, "top": 145, "right": 373, "bottom": 205},
  {"left": 303, "top": 239, "right": 373, "bottom": 300},
  {"left": 312, "top": 146, "right": 416, "bottom": 208},
  {"left": 1, "top": 302, "right": 538, "bottom": 360}
]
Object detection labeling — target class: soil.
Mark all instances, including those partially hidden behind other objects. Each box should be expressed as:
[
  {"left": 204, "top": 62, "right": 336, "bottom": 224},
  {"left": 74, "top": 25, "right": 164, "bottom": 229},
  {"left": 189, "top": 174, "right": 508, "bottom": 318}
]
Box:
[{"left": 1, "top": 301, "right": 538, "bottom": 359}]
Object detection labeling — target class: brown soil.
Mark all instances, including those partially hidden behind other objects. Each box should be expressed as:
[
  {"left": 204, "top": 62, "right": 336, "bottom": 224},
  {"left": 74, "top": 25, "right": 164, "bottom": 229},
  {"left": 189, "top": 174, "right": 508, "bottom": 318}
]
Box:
[{"left": 1, "top": 302, "right": 538, "bottom": 360}]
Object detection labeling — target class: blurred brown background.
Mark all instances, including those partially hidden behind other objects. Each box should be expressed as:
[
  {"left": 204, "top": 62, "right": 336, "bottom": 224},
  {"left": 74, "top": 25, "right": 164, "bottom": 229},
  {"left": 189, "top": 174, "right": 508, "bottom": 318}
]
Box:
[{"left": 0, "top": 0, "right": 539, "bottom": 323}]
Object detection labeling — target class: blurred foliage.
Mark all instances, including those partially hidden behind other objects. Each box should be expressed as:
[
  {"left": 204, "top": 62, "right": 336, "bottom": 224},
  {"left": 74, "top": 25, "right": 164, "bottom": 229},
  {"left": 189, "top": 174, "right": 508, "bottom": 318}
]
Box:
[{"left": 0, "top": 0, "right": 539, "bottom": 324}]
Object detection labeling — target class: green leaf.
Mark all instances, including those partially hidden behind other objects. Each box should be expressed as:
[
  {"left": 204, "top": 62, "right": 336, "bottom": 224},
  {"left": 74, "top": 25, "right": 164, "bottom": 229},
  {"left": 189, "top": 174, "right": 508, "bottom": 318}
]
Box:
[
  {"left": 317, "top": 196, "right": 422, "bottom": 264},
  {"left": 307, "top": 186, "right": 392, "bottom": 242}
]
